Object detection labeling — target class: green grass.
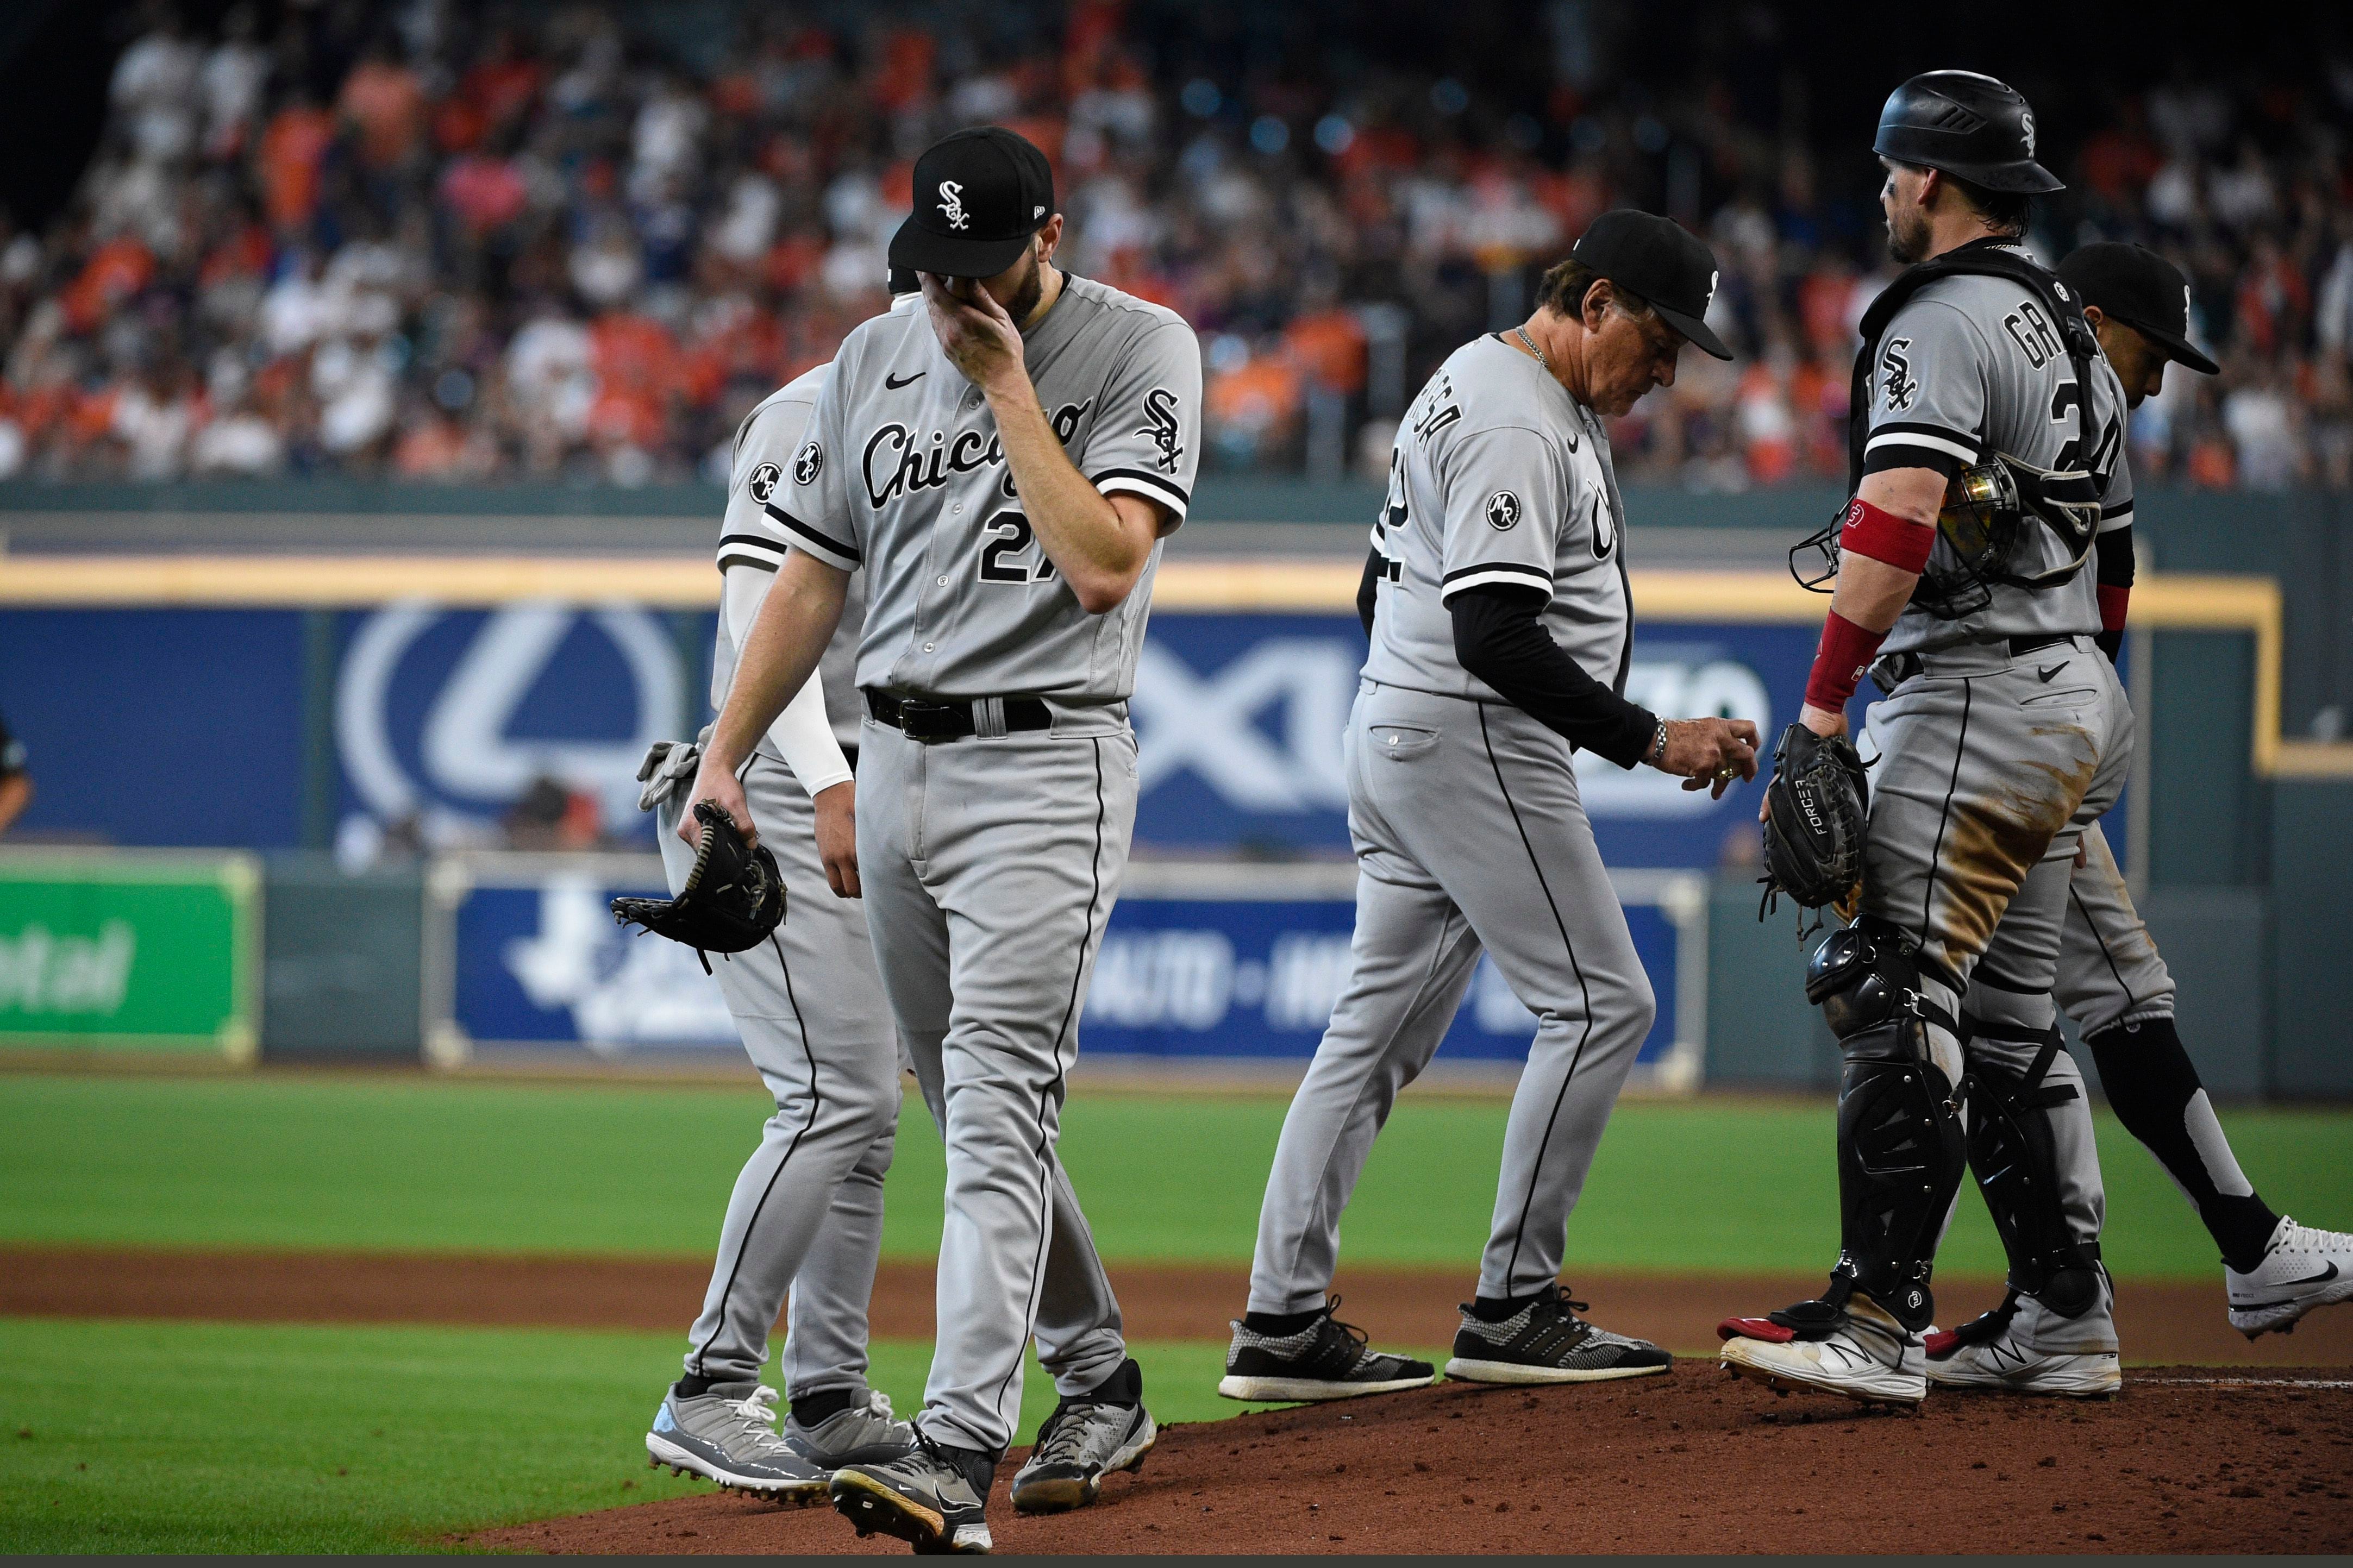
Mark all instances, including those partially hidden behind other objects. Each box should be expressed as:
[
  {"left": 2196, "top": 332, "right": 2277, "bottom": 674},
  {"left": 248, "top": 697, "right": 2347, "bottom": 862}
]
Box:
[
  {"left": 0, "top": 1318, "right": 1303, "bottom": 1554},
  {"left": 5, "top": 1072, "right": 2349, "bottom": 1280}
]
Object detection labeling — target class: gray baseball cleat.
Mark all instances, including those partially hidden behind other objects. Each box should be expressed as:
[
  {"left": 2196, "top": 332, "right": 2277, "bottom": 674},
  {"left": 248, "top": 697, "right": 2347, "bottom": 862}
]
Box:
[
  {"left": 1218, "top": 1298, "right": 1436, "bottom": 1402},
  {"left": 646, "top": 1382, "right": 831, "bottom": 1503},
  {"left": 1010, "top": 1357, "right": 1156, "bottom": 1514},
  {"left": 831, "top": 1432, "right": 997, "bottom": 1554},
  {"left": 1444, "top": 1283, "right": 1673, "bottom": 1384},
  {"left": 785, "top": 1387, "right": 917, "bottom": 1469}
]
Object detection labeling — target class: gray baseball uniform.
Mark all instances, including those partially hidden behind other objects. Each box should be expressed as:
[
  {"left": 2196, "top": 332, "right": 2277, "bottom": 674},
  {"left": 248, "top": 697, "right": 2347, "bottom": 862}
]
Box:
[
  {"left": 669, "top": 353, "right": 1147, "bottom": 1410},
  {"left": 657, "top": 368, "right": 898, "bottom": 1399},
  {"left": 1248, "top": 333, "right": 1654, "bottom": 1314},
  {"left": 1854, "top": 254, "right": 2136, "bottom": 1351},
  {"left": 2054, "top": 820, "right": 2174, "bottom": 1037},
  {"left": 775, "top": 272, "right": 1202, "bottom": 1456}
]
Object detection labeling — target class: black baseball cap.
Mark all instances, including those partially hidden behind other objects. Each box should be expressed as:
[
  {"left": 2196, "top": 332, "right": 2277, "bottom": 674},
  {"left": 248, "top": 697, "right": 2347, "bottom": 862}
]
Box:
[
  {"left": 888, "top": 127, "right": 1056, "bottom": 280},
  {"left": 2057, "top": 241, "right": 2220, "bottom": 375},
  {"left": 1568, "top": 209, "right": 1732, "bottom": 360}
]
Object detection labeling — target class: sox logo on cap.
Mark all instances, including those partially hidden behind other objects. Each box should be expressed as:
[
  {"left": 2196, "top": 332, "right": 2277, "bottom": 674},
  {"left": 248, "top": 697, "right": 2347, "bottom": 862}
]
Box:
[{"left": 938, "top": 180, "right": 969, "bottom": 230}]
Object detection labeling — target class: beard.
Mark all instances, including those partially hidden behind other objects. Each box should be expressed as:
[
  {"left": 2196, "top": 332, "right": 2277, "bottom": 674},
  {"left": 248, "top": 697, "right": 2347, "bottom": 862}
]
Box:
[
  {"left": 1886, "top": 204, "right": 1932, "bottom": 264},
  {"left": 998, "top": 253, "right": 1047, "bottom": 324}
]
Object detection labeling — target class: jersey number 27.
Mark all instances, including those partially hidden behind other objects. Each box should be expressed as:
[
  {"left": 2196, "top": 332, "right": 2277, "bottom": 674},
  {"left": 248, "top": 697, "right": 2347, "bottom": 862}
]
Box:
[{"left": 977, "top": 510, "right": 1057, "bottom": 584}]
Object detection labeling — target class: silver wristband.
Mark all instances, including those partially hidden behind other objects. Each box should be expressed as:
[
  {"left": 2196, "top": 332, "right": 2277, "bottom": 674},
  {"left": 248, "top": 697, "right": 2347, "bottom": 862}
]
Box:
[{"left": 1647, "top": 720, "right": 1669, "bottom": 768}]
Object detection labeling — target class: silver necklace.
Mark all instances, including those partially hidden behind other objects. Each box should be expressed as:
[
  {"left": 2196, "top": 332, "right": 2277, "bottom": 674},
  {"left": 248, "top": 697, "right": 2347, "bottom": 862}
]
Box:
[{"left": 1513, "top": 325, "right": 1551, "bottom": 376}]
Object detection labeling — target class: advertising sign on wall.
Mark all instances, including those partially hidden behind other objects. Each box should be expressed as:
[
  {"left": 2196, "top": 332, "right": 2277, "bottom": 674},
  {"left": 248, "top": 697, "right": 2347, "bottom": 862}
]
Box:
[
  {"left": 0, "top": 850, "right": 260, "bottom": 1058},
  {"left": 422, "top": 852, "right": 1704, "bottom": 1087}
]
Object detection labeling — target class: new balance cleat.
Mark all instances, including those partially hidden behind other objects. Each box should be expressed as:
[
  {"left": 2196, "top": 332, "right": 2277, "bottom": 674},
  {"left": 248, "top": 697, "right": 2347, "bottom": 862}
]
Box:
[{"left": 1718, "top": 1291, "right": 1928, "bottom": 1408}]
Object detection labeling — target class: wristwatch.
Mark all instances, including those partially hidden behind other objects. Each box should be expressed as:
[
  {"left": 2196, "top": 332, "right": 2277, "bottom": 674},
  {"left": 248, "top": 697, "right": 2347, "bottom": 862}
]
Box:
[{"left": 1647, "top": 720, "right": 1669, "bottom": 768}]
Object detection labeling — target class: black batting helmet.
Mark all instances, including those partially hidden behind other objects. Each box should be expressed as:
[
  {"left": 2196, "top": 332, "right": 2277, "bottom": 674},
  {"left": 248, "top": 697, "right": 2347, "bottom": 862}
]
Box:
[{"left": 1873, "top": 71, "right": 2062, "bottom": 195}]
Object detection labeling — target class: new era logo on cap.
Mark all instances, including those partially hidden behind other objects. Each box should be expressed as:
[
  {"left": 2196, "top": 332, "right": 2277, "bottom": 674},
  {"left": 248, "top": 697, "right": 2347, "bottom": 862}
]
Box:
[{"left": 891, "top": 127, "right": 1057, "bottom": 280}]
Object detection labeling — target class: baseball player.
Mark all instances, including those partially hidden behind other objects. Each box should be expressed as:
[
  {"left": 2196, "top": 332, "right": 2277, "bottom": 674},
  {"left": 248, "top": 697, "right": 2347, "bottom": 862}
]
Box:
[
  {"left": 1924, "top": 242, "right": 2353, "bottom": 1390},
  {"left": 1221, "top": 210, "right": 1759, "bottom": 1403},
  {"left": 0, "top": 708, "right": 29, "bottom": 836},
  {"left": 639, "top": 361, "right": 916, "bottom": 1503},
  {"left": 680, "top": 127, "right": 1201, "bottom": 1554},
  {"left": 1721, "top": 71, "right": 2137, "bottom": 1407}
]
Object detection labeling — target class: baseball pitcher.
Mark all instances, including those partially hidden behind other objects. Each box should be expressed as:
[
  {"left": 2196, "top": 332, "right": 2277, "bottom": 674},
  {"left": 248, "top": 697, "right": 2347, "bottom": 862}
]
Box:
[
  {"left": 1723, "top": 71, "right": 2137, "bottom": 1407},
  {"left": 681, "top": 127, "right": 1201, "bottom": 1554},
  {"left": 1222, "top": 210, "right": 1759, "bottom": 1403}
]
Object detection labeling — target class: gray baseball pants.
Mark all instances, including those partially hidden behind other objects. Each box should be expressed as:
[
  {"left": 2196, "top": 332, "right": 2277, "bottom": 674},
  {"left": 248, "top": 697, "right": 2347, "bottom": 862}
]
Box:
[
  {"left": 855, "top": 714, "right": 1137, "bottom": 1457},
  {"left": 656, "top": 753, "right": 899, "bottom": 1397},
  {"left": 2055, "top": 820, "right": 2176, "bottom": 1035},
  {"left": 1857, "top": 635, "right": 2131, "bottom": 1351},
  {"left": 1248, "top": 679, "right": 1655, "bottom": 1315}
]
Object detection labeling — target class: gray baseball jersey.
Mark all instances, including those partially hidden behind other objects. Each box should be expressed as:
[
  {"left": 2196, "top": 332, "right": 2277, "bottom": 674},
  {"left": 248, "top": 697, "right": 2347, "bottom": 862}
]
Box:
[
  {"left": 1363, "top": 334, "right": 1630, "bottom": 703},
  {"left": 1251, "top": 334, "right": 1654, "bottom": 1319},
  {"left": 772, "top": 275, "right": 1202, "bottom": 712},
  {"left": 761, "top": 272, "right": 1200, "bottom": 1457},
  {"left": 715, "top": 365, "right": 863, "bottom": 756},
  {"left": 1863, "top": 253, "right": 2133, "bottom": 655}
]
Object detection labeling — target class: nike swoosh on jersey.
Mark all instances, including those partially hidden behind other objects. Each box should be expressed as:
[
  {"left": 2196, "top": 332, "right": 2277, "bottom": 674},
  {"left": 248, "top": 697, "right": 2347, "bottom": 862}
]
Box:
[
  {"left": 2037, "top": 662, "right": 2066, "bottom": 682},
  {"left": 885, "top": 371, "right": 925, "bottom": 388}
]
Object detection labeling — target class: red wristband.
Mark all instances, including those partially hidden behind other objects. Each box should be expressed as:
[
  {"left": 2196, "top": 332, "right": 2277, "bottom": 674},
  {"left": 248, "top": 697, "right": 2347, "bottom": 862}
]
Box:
[
  {"left": 1839, "top": 497, "right": 1936, "bottom": 575},
  {"left": 1804, "top": 610, "right": 1888, "bottom": 713},
  {"left": 2097, "top": 584, "right": 2130, "bottom": 636}
]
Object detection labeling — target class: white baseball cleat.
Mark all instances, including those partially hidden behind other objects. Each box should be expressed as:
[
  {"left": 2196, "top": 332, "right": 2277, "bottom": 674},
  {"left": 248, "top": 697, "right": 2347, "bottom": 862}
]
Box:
[
  {"left": 1923, "top": 1287, "right": 2121, "bottom": 1397},
  {"left": 2227, "top": 1218, "right": 2353, "bottom": 1338},
  {"left": 1717, "top": 1293, "right": 1927, "bottom": 1408},
  {"left": 1924, "top": 1322, "right": 2119, "bottom": 1397}
]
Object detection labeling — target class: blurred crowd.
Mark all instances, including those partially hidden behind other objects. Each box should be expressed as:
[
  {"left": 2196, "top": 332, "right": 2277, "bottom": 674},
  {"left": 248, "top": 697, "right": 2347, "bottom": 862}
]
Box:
[{"left": 3, "top": 0, "right": 2351, "bottom": 491}]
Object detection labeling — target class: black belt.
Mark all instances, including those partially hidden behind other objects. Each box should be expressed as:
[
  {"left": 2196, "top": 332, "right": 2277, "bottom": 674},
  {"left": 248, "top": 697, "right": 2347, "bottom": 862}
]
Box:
[
  {"left": 1872, "top": 633, "right": 2087, "bottom": 695},
  {"left": 2007, "top": 634, "right": 2081, "bottom": 656},
  {"left": 864, "top": 689, "right": 1052, "bottom": 743}
]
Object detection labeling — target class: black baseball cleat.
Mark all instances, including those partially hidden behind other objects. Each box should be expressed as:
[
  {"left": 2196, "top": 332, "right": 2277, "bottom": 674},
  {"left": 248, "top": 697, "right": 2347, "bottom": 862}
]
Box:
[
  {"left": 1217, "top": 1297, "right": 1436, "bottom": 1402},
  {"left": 830, "top": 1432, "right": 996, "bottom": 1554},
  {"left": 1443, "top": 1282, "right": 1673, "bottom": 1384}
]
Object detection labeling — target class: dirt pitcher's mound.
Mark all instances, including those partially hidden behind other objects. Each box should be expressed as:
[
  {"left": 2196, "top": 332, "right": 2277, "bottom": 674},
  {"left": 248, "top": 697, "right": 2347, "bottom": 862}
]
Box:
[{"left": 465, "top": 1367, "right": 2353, "bottom": 1556}]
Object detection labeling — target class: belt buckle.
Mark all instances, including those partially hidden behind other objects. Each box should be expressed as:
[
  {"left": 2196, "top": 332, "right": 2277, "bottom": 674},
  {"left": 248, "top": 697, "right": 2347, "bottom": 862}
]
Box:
[{"left": 896, "top": 699, "right": 956, "bottom": 743}]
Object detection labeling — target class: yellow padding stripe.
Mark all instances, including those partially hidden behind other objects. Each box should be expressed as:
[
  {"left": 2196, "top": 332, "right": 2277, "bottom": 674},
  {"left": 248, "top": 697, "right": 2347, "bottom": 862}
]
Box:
[{"left": 0, "top": 554, "right": 2346, "bottom": 777}]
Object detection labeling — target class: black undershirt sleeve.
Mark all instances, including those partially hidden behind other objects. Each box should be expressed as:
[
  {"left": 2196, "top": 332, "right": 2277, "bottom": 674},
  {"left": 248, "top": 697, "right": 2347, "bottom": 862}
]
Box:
[
  {"left": 2093, "top": 522, "right": 2135, "bottom": 662},
  {"left": 1356, "top": 544, "right": 1382, "bottom": 637},
  {"left": 1449, "top": 584, "right": 1657, "bottom": 769}
]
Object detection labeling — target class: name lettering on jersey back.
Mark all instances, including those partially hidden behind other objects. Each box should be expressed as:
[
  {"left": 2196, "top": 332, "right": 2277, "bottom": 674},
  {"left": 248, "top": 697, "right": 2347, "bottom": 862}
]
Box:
[
  {"left": 2002, "top": 299, "right": 2064, "bottom": 369},
  {"left": 861, "top": 399, "right": 1093, "bottom": 508}
]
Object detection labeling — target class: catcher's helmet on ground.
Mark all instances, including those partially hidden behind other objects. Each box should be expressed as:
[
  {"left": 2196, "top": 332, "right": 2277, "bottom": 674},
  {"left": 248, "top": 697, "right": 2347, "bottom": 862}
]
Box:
[{"left": 1873, "top": 71, "right": 2062, "bottom": 195}]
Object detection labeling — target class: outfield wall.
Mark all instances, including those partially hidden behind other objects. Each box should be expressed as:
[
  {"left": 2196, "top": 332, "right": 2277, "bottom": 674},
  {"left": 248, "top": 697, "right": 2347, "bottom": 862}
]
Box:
[{"left": 2, "top": 481, "right": 2347, "bottom": 1095}]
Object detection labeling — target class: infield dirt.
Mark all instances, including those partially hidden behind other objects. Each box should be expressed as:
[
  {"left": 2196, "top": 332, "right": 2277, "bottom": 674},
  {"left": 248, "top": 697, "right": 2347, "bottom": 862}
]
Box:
[
  {"left": 465, "top": 1368, "right": 2353, "bottom": 1554},
  {"left": 7, "top": 1244, "right": 2350, "bottom": 1368}
]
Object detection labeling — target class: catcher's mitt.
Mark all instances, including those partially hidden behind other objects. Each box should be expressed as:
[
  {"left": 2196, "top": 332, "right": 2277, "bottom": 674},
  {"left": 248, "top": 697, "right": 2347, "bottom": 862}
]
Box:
[
  {"left": 612, "top": 800, "right": 786, "bottom": 969},
  {"left": 1759, "top": 722, "right": 1869, "bottom": 919}
]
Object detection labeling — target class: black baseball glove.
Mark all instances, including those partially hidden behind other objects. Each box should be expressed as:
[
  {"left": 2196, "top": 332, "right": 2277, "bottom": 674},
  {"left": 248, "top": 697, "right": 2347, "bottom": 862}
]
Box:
[
  {"left": 1759, "top": 722, "right": 1869, "bottom": 915},
  {"left": 611, "top": 800, "right": 786, "bottom": 969}
]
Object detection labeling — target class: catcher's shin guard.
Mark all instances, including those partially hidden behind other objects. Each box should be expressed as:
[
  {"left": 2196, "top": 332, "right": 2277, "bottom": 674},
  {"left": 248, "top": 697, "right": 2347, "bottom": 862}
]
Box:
[
  {"left": 1810, "top": 920, "right": 1967, "bottom": 1331},
  {"left": 1962, "top": 1021, "right": 2105, "bottom": 1317}
]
